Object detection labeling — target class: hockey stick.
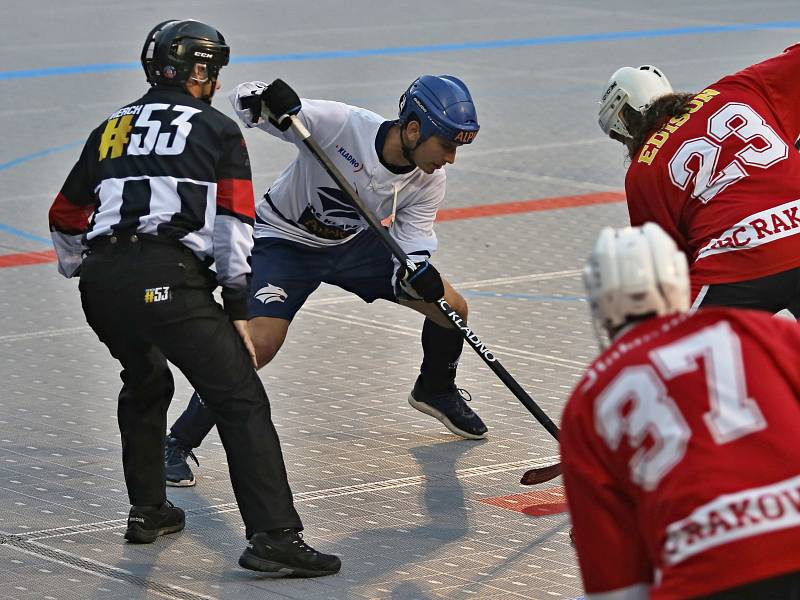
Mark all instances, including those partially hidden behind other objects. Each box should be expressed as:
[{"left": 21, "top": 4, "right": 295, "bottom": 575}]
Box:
[{"left": 268, "top": 107, "right": 561, "bottom": 484}]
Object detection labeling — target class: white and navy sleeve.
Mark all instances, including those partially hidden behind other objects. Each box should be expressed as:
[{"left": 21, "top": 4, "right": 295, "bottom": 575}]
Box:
[
  {"left": 388, "top": 172, "right": 445, "bottom": 265},
  {"left": 229, "top": 82, "right": 350, "bottom": 147}
]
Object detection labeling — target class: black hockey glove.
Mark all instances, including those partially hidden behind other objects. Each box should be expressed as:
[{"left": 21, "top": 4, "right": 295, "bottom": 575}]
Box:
[
  {"left": 261, "top": 78, "right": 302, "bottom": 131},
  {"left": 395, "top": 260, "right": 444, "bottom": 303}
]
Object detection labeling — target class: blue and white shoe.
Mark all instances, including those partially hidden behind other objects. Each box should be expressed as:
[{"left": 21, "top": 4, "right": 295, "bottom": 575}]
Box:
[
  {"left": 408, "top": 377, "right": 488, "bottom": 440},
  {"left": 165, "top": 436, "right": 199, "bottom": 487}
]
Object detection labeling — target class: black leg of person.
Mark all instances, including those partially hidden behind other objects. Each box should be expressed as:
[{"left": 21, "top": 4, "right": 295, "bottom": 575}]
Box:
[
  {"left": 80, "top": 239, "right": 341, "bottom": 575},
  {"left": 410, "top": 318, "right": 488, "bottom": 440},
  {"left": 262, "top": 86, "right": 561, "bottom": 484}
]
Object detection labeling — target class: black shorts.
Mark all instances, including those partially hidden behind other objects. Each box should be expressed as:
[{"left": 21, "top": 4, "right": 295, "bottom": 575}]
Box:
[
  {"left": 694, "top": 267, "right": 800, "bottom": 317},
  {"left": 697, "top": 569, "right": 800, "bottom": 599}
]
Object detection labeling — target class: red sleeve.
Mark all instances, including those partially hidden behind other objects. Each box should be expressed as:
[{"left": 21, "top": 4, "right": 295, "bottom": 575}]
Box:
[
  {"left": 48, "top": 138, "right": 97, "bottom": 234},
  {"left": 211, "top": 122, "right": 255, "bottom": 319},
  {"left": 626, "top": 175, "right": 648, "bottom": 228},
  {"left": 216, "top": 133, "right": 255, "bottom": 224},
  {"left": 48, "top": 192, "right": 94, "bottom": 234},
  {"left": 746, "top": 44, "right": 800, "bottom": 143},
  {"left": 561, "top": 388, "right": 654, "bottom": 594},
  {"left": 736, "top": 312, "right": 800, "bottom": 399},
  {"left": 776, "top": 320, "right": 800, "bottom": 396},
  {"left": 625, "top": 168, "right": 693, "bottom": 259},
  {"left": 217, "top": 177, "right": 255, "bottom": 222}
]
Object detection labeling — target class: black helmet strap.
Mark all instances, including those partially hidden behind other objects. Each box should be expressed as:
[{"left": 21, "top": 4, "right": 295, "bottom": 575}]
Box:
[{"left": 141, "top": 20, "right": 177, "bottom": 85}]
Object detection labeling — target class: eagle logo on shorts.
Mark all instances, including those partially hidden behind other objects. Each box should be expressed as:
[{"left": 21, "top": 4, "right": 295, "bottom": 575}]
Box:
[{"left": 254, "top": 284, "right": 288, "bottom": 304}]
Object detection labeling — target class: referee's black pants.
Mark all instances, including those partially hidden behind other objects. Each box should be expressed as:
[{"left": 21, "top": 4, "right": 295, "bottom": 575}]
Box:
[{"left": 78, "top": 235, "right": 302, "bottom": 538}]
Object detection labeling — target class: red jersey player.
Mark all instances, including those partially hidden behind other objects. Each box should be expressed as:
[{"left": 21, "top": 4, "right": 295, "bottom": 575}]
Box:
[
  {"left": 561, "top": 223, "right": 800, "bottom": 599},
  {"left": 598, "top": 45, "right": 800, "bottom": 314}
]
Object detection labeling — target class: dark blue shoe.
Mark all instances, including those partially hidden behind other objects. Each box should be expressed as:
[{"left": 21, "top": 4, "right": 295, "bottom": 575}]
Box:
[
  {"left": 165, "top": 436, "right": 199, "bottom": 487},
  {"left": 408, "top": 377, "right": 488, "bottom": 440}
]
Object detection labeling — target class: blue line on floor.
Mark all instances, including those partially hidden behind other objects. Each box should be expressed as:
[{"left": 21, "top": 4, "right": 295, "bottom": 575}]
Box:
[
  {"left": 0, "top": 223, "right": 51, "bottom": 244},
  {"left": 0, "top": 140, "right": 83, "bottom": 172},
  {"left": 1, "top": 20, "right": 798, "bottom": 80},
  {"left": 2, "top": 20, "right": 797, "bottom": 176}
]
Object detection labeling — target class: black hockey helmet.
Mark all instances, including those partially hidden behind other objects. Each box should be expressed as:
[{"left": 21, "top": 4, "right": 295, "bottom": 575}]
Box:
[{"left": 140, "top": 19, "right": 230, "bottom": 87}]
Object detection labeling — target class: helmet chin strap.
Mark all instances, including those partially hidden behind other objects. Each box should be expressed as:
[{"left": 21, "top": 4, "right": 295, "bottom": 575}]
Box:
[
  {"left": 184, "top": 78, "right": 218, "bottom": 105},
  {"left": 399, "top": 124, "right": 423, "bottom": 167},
  {"left": 188, "top": 64, "right": 218, "bottom": 104},
  {"left": 200, "top": 81, "right": 218, "bottom": 105}
]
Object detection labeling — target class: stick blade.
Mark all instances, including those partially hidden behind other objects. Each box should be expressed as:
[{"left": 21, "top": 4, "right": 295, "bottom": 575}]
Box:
[{"left": 520, "top": 463, "right": 562, "bottom": 485}]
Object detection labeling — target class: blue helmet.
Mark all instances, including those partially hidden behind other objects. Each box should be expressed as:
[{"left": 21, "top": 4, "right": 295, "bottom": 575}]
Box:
[{"left": 398, "top": 75, "right": 479, "bottom": 145}]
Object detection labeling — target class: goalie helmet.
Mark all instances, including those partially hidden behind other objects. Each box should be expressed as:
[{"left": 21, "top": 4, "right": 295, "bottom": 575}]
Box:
[
  {"left": 398, "top": 75, "right": 480, "bottom": 145},
  {"left": 583, "top": 223, "right": 689, "bottom": 341},
  {"left": 598, "top": 65, "right": 672, "bottom": 140},
  {"left": 140, "top": 19, "right": 230, "bottom": 87}
]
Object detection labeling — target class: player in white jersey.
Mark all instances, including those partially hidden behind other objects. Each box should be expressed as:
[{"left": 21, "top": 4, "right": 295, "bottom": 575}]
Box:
[{"left": 164, "top": 75, "right": 487, "bottom": 486}]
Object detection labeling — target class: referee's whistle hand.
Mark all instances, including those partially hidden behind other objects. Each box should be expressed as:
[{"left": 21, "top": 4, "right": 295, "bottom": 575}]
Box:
[{"left": 233, "top": 320, "right": 258, "bottom": 368}]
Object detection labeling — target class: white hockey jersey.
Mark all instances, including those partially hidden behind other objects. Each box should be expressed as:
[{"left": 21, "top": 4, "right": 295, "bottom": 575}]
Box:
[{"left": 229, "top": 81, "right": 446, "bottom": 262}]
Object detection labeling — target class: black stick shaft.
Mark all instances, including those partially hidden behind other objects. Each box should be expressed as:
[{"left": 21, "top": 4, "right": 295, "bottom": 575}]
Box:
[{"left": 284, "top": 114, "right": 560, "bottom": 442}]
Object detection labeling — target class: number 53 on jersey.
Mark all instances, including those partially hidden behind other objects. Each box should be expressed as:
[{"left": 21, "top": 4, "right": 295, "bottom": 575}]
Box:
[{"left": 98, "top": 103, "right": 201, "bottom": 160}]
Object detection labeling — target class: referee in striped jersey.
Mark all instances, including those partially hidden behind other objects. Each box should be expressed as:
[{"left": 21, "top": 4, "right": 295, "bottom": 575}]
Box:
[{"left": 48, "top": 19, "right": 339, "bottom": 577}]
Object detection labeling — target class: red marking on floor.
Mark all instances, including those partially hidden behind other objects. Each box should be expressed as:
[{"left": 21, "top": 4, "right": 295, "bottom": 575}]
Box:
[
  {"left": 436, "top": 191, "right": 625, "bottom": 221},
  {"left": 0, "top": 191, "right": 626, "bottom": 267},
  {"left": 0, "top": 249, "right": 56, "bottom": 268},
  {"left": 480, "top": 486, "right": 568, "bottom": 517}
]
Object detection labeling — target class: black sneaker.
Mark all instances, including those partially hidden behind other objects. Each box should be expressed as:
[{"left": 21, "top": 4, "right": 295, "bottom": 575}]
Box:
[
  {"left": 165, "top": 436, "right": 199, "bottom": 487},
  {"left": 408, "top": 377, "right": 488, "bottom": 440},
  {"left": 124, "top": 500, "right": 185, "bottom": 544},
  {"left": 239, "top": 529, "right": 341, "bottom": 578}
]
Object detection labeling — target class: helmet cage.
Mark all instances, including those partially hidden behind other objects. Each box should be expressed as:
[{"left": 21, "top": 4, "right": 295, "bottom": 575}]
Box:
[
  {"left": 598, "top": 80, "right": 634, "bottom": 139},
  {"left": 598, "top": 65, "right": 672, "bottom": 140}
]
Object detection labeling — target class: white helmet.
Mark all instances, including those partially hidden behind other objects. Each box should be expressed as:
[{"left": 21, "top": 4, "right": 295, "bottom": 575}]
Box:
[
  {"left": 584, "top": 223, "right": 689, "bottom": 342},
  {"left": 598, "top": 65, "right": 672, "bottom": 139}
]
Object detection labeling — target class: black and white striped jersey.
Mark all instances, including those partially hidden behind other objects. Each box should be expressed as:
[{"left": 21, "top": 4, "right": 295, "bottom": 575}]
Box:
[{"left": 49, "top": 87, "right": 255, "bottom": 316}]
